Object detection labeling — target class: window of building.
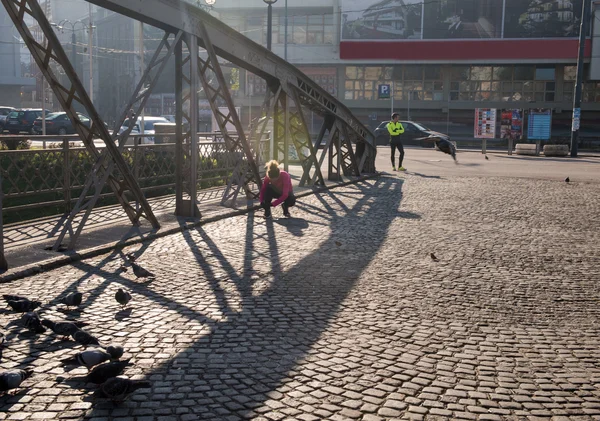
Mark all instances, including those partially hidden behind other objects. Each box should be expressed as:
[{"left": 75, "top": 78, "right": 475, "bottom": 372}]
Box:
[{"left": 276, "top": 12, "right": 334, "bottom": 45}]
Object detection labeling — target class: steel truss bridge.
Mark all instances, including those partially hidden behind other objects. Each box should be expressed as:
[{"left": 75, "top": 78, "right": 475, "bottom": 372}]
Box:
[{"left": 0, "top": 0, "right": 377, "bottom": 270}]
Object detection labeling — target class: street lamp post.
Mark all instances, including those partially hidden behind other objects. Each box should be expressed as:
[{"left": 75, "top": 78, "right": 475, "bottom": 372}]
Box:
[{"left": 263, "top": 0, "right": 278, "bottom": 51}]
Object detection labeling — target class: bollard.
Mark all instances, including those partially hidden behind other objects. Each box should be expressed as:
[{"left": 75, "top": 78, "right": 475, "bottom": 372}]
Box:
[
  {"left": 508, "top": 138, "right": 513, "bottom": 156},
  {"left": 482, "top": 138, "right": 487, "bottom": 155}
]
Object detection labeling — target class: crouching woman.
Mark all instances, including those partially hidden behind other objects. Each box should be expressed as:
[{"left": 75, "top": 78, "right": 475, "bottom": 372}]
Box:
[{"left": 259, "top": 160, "right": 296, "bottom": 218}]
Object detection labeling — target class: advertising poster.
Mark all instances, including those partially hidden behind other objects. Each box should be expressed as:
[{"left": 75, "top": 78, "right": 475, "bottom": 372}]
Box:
[
  {"left": 527, "top": 108, "right": 552, "bottom": 140},
  {"left": 423, "top": 0, "right": 503, "bottom": 39},
  {"left": 504, "top": 0, "right": 584, "bottom": 38},
  {"left": 341, "top": 0, "right": 424, "bottom": 40},
  {"left": 500, "top": 109, "right": 523, "bottom": 142},
  {"left": 475, "top": 108, "right": 497, "bottom": 138}
]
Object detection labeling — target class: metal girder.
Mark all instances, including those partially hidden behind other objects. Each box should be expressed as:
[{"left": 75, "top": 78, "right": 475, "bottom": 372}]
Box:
[
  {"left": 52, "top": 30, "right": 182, "bottom": 249},
  {"left": 1, "top": 0, "right": 160, "bottom": 250},
  {"left": 174, "top": 35, "right": 201, "bottom": 217},
  {"left": 338, "top": 122, "right": 361, "bottom": 177},
  {"left": 84, "top": 0, "right": 377, "bottom": 156},
  {"left": 283, "top": 86, "right": 325, "bottom": 187},
  {"left": 327, "top": 124, "right": 342, "bottom": 182},
  {"left": 190, "top": 21, "right": 262, "bottom": 206},
  {"left": 249, "top": 87, "right": 281, "bottom": 158}
]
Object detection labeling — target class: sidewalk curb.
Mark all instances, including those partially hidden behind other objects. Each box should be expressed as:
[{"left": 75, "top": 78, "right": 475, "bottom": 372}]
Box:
[{"left": 0, "top": 173, "right": 381, "bottom": 284}]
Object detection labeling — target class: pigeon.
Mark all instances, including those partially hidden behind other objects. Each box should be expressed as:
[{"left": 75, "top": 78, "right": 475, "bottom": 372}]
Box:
[
  {"left": 61, "top": 349, "right": 112, "bottom": 370},
  {"left": 130, "top": 262, "right": 155, "bottom": 280},
  {"left": 335, "top": 241, "right": 342, "bottom": 247},
  {"left": 7, "top": 299, "right": 41, "bottom": 313},
  {"left": 430, "top": 253, "right": 439, "bottom": 261},
  {"left": 434, "top": 138, "right": 457, "bottom": 163},
  {"left": 72, "top": 330, "right": 101, "bottom": 347},
  {"left": 60, "top": 292, "right": 83, "bottom": 308},
  {"left": 105, "top": 345, "right": 124, "bottom": 360},
  {"left": 0, "top": 369, "right": 33, "bottom": 394},
  {"left": 22, "top": 312, "right": 46, "bottom": 334},
  {"left": 115, "top": 289, "right": 132, "bottom": 308},
  {"left": 86, "top": 359, "right": 132, "bottom": 384},
  {"left": 2, "top": 294, "right": 29, "bottom": 303},
  {"left": 98, "top": 377, "right": 151, "bottom": 401},
  {"left": 565, "top": 177, "right": 570, "bottom": 183},
  {"left": 485, "top": 155, "right": 489, "bottom": 160},
  {"left": 42, "top": 319, "right": 87, "bottom": 338},
  {"left": 125, "top": 252, "right": 137, "bottom": 262}
]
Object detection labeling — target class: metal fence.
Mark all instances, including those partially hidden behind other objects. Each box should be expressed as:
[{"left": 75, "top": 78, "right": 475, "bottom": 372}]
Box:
[{"left": 0, "top": 134, "right": 270, "bottom": 223}]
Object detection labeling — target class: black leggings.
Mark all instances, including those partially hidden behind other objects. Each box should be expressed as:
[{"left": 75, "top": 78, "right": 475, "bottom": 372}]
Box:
[
  {"left": 261, "top": 185, "right": 296, "bottom": 216},
  {"left": 390, "top": 142, "right": 404, "bottom": 168}
]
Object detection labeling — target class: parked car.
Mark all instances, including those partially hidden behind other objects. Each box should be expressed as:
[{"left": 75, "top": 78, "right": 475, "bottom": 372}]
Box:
[
  {"left": 118, "top": 116, "right": 170, "bottom": 144},
  {"left": 0, "top": 106, "right": 16, "bottom": 131},
  {"left": 374, "top": 120, "right": 450, "bottom": 147},
  {"left": 4, "top": 109, "right": 50, "bottom": 134},
  {"left": 32, "top": 112, "right": 92, "bottom": 135}
]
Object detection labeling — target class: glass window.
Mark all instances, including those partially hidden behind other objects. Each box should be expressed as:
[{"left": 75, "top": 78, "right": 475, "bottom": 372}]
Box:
[
  {"left": 535, "top": 67, "right": 555, "bottom": 81},
  {"left": 514, "top": 66, "right": 535, "bottom": 80},
  {"left": 470, "top": 66, "right": 492, "bottom": 81},
  {"left": 451, "top": 66, "right": 469, "bottom": 81},
  {"left": 564, "top": 66, "right": 577, "bottom": 81},
  {"left": 424, "top": 66, "right": 441, "bottom": 80},
  {"left": 493, "top": 66, "right": 513, "bottom": 81},
  {"left": 292, "top": 15, "right": 307, "bottom": 44},
  {"left": 404, "top": 66, "right": 422, "bottom": 80}
]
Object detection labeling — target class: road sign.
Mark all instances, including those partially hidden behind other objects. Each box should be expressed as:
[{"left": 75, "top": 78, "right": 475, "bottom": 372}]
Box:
[
  {"left": 378, "top": 84, "right": 391, "bottom": 99},
  {"left": 527, "top": 109, "right": 552, "bottom": 140}
]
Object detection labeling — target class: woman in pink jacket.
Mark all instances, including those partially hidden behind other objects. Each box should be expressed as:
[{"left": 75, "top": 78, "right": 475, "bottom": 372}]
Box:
[{"left": 259, "top": 160, "right": 295, "bottom": 219}]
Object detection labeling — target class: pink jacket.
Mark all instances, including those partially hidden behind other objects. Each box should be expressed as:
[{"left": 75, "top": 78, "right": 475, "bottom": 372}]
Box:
[{"left": 259, "top": 171, "right": 293, "bottom": 207}]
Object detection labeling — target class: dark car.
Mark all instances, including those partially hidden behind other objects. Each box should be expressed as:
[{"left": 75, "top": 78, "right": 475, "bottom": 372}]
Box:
[
  {"left": 0, "top": 106, "right": 16, "bottom": 131},
  {"left": 4, "top": 109, "right": 49, "bottom": 134},
  {"left": 32, "top": 112, "right": 92, "bottom": 135},
  {"left": 374, "top": 120, "right": 450, "bottom": 147}
]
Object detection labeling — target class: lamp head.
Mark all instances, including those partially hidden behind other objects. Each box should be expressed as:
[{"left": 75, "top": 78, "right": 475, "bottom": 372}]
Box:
[
  {"left": 205, "top": 0, "right": 215, "bottom": 4},
  {"left": 263, "top": 0, "right": 278, "bottom": 4}
]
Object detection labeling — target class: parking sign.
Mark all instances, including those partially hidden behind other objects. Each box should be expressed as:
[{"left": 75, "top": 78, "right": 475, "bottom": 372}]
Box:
[{"left": 378, "top": 84, "right": 391, "bottom": 99}]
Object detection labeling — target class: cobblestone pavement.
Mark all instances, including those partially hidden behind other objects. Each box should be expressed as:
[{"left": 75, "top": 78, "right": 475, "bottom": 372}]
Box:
[{"left": 1, "top": 173, "right": 600, "bottom": 421}]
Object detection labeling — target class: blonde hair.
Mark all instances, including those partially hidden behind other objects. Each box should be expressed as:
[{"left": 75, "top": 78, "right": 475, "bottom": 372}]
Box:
[{"left": 265, "top": 160, "right": 281, "bottom": 179}]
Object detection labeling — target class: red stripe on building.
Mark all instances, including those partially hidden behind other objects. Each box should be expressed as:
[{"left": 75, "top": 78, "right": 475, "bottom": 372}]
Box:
[{"left": 340, "top": 39, "right": 592, "bottom": 61}]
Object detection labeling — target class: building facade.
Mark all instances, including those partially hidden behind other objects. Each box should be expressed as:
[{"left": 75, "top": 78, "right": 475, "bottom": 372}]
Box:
[{"left": 210, "top": 0, "right": 599, "bottom": 144}]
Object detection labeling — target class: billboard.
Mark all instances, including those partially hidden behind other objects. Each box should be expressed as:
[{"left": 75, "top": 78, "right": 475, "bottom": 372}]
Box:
[
  {"left": 500, "top": 109, "right": 524, "bottom": 142},
  {"left": 341, "top": 0, "right": 423, "bottom": 40},
  {"left": 423, "top": 0, "right": 503, "bottom": 39},
  {"left": 341, "top": 0, "right": 586, "bottom": 41},
  {"left": 475, "top": 108, "right": 497, "bottom": 139}
]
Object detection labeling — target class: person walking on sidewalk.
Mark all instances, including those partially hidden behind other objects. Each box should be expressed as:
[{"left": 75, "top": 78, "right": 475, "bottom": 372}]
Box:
[
  {"left": 260, "top": 160, "right": 296, "bottom": 219},
  {"left": 387, "top": 113, "right": 406, "bottom": 171}
]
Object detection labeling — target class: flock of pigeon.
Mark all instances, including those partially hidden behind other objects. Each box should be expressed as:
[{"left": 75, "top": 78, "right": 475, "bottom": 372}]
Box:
[{"left": 0, "top": 253, "right": 155, "bottom": 402}]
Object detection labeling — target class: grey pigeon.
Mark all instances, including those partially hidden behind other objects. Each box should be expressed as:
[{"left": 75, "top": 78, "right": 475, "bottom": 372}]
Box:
[
  {"left": 130, "top": 262, "right": 155, "bottom": 280},
  {"left": 61, "top": 349, "right": 111, "bottom": 370},
  {"left": 115, "top": 289, "right": 132, "bottom": 308},
  {"left": 565, "top": 177, "right": 570, "bottom": 183},
  {"left": 72, "top": 330, "right": 101, "bottom": 347},
  {"left": 0, "top": 369, "right": 33, "bottom": 393},
  {"left": 434, "top": 138, "right": 457, "bottom": 163},
  {"left": 22, "top": 312, "right": 46, "bottom": 334},
  {"left": 87, "top": 359, "right": 131, "bottom": 384},
  {"left": 99, "top": 377, "right": 151, "bottom": 401},
  {"left": 430, "top": 253, "right": 439, "bottom": 261},
  {"left": 60, "top": 292, "right": 83, "bottom": 308},
  {"left": 485, "top": 155, "right": 489, "bottom": 160},
  {"left": 105, "top": 345, "right": 124, "bottom": 360},
  {"left": 42, "top": 319, "right": 87, "bottom": 338},
  {"left": 7, "top": 299, "right": 41, "bottom": 313},
  {"left": 2, "top": 294, "right": 28, "bottom": 303}
]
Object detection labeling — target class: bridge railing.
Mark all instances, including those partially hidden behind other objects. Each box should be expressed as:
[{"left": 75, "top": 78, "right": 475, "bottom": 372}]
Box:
[{"left": 0, "top": 134, "right": 270, "bottom": 224}]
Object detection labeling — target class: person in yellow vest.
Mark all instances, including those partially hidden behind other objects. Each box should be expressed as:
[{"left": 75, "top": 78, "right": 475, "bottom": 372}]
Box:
[{"left": 387, "top": 113, "right": 406, "bottom": 171}]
